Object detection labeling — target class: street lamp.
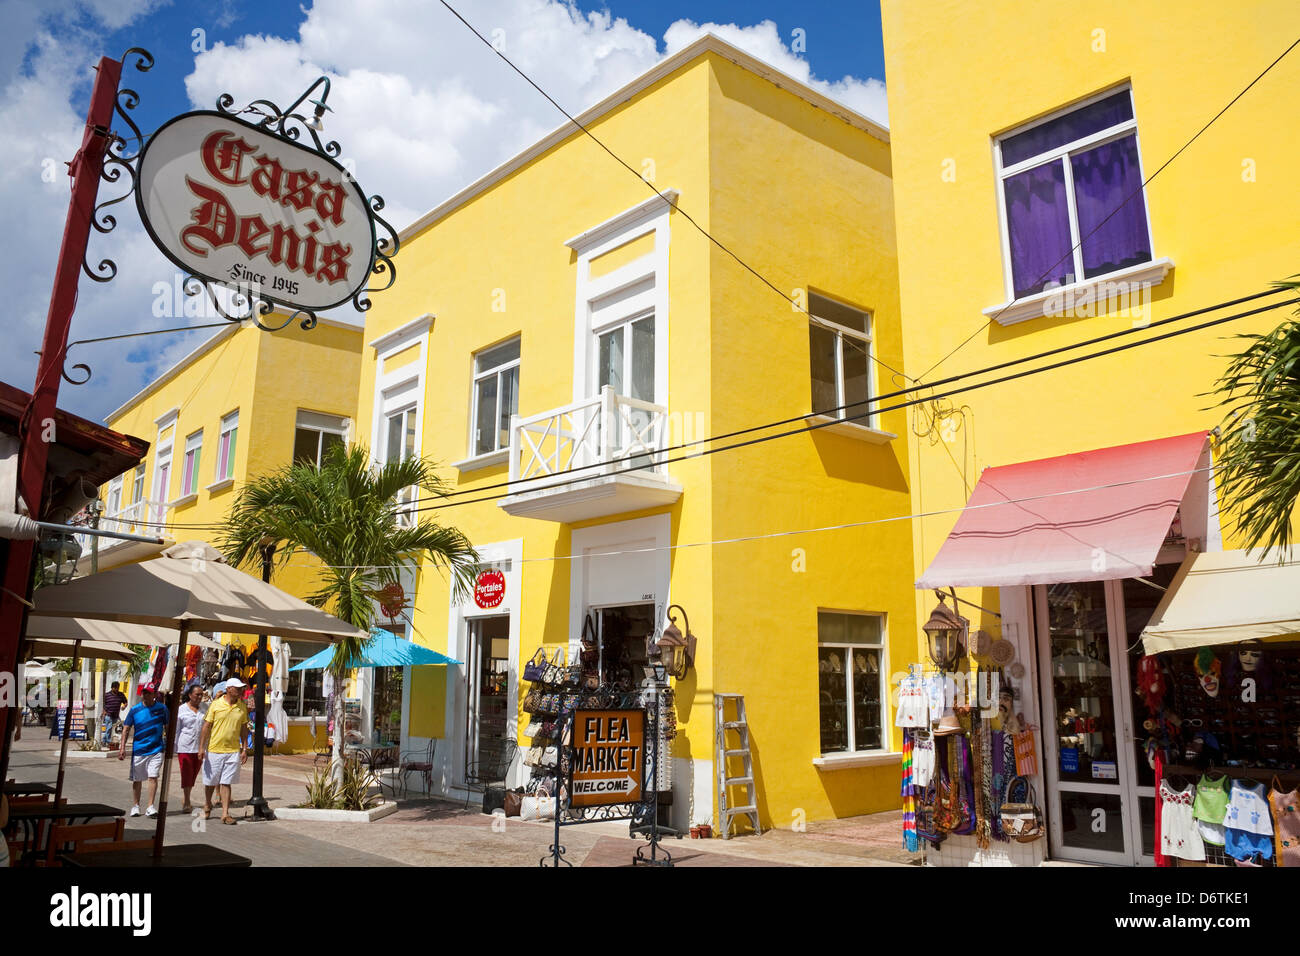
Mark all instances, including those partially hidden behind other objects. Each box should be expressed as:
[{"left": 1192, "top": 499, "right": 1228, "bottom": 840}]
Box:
[
  {"left": 657, "top": 605, "right": 697, "bottom": 681},
  {"left": 38, "top": 531, "right": 82, "bottom": 585},
  {"left": 922, "top": 590, "right": 967, "bottom": 672}
]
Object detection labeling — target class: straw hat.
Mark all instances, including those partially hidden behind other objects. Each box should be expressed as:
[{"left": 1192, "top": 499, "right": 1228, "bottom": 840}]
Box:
[
  {"left": 933, "top": 713, "right": 965, "bottom": 736},
  {"left": 990, "top": 639, "right": 1016, "bottom": 666}
]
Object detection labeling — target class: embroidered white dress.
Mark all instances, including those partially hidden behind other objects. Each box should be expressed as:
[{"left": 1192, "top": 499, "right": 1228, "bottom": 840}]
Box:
[{"left": 1160, "top": 780, "right": 1206, "bottom": 862}]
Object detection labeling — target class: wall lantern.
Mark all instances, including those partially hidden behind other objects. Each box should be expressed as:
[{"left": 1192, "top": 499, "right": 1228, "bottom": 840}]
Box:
[
  {"left": 657, "top": 604, "right": 698, "bottom": 681},
  {"left": 39, "top": 530, "right": 83, "bottom": 585},
  {"left": 923, "top": 590, "right": 967, "bottom": 672}
]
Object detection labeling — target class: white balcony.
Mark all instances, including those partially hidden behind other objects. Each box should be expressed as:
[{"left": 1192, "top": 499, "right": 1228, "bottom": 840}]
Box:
[
  {"left": 74, "top": 499, "right": 172, "bottom": 573},
  {"left": 499, "top": 386, "right": 682, "bottom": 523}
]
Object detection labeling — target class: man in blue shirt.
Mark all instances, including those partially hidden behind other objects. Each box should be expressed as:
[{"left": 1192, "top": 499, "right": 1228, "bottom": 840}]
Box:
[{"left": 118, "top": 684, "right": 169, "bottom": 817}]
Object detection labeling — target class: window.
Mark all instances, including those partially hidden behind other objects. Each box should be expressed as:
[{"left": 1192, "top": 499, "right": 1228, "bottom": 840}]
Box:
[
  {"left": 997, "top": 87, "right": 1152, "bottom": 299},
  {"left": 180, "top": 430, "right": 203, "bottom": 497},
  {"left": 384, "top": 405, "right": 418, "bottom": 524},
  {"left": 216, "top": 411, "right": 238, "bottom": 481},
  {"left": 283, "top": 645, "right": 328, "bottom": 717},
  {"left": 808, "top": 293, "right": 873, "bottom": 426},
  {"left": 470, "top": 339, "right": 519, "bottom": 456},
  {"left": 106, "top": 476, "right": 123, "bottom": 516},
  {"left": 818, "top": 611, "right": 885, "bottom": 754},
  {"left": 293, "top": 410, "right": 347, "bottom": 467},
  {"left": 153, "top": 441, "right": 172, "bottom": 503},
  {"left": 596, "top": 314, "right": 654, "bottom": 402},
  {"left": 131, "top": 465, "right": 145, "bottom": 504}
]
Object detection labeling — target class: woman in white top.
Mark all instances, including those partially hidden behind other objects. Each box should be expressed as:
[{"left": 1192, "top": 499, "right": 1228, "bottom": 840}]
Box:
[{"left": 175, "top": 681, "right": 208, "bottom": 813}]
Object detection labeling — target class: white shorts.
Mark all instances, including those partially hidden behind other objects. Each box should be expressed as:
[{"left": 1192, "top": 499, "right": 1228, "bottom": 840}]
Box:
[
  {"left": 203, "top": 751, "right": 242, "bottom": 786},
  {"left": 130, "top": 753, "right": 163, "bottom": 781}
]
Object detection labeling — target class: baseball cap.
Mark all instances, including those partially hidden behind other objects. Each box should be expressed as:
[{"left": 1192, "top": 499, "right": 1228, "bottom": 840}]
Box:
[
  {"left": 213, "top": 681, "right": 228, "bottom": 695},
  {"left": 225, "top": 677, "right": 247, "bottom": 689},
  {"left": 139, "top": 682, "right": 157, "bottom": 694}
]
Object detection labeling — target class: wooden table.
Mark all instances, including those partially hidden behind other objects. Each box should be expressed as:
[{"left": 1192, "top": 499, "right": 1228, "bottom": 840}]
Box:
[
  {"left": 5, "top": 802, "right": 124, "bottom": 865},
  {"left": 3, "top": 781, "right": 55, "bottom": 796},
  {"left": 61, "top": 843, "right": 251, "bottom": 868}
]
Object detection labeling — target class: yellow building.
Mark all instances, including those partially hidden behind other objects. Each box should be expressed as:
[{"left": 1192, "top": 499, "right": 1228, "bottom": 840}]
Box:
[
  {"left": 88, "top": 316, "right": 363, "bottom": 752},
  {"left": 356, "top": 34, "right": 917, "bottom": 831},
  {"left": 882, "top": 1, "right": 1300, "bottom": 864}
]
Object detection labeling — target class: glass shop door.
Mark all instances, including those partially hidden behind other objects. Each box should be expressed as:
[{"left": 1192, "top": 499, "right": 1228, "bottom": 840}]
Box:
[{"left": 1035, "top": 580, "right": 1144, "bottom": 865}]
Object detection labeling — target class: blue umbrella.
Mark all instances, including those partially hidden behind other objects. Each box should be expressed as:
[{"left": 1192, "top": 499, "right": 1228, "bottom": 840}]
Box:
[{"left": 289, "top": 628, "right": 462, "bottom": 670}]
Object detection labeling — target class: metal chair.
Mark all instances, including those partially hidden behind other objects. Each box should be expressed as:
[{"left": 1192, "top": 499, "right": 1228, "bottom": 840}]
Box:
[
  {"left": 398, "top": 739, "right": 436, "bottom": 798},
  {"left": 464, "top": 738, "right": 518, "bottom": 809}
]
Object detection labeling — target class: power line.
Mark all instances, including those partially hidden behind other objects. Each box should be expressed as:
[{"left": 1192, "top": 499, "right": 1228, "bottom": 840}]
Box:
[
  {"left": 436, "top": 0, "right": 912, "bottom": 383},
  {"left": 277, "top": 464, "right": 1216, "bottom": 568},
  {"left": 426, "top": 286, "right": 1291, "bottom": 502},
  {"left": 409, "top": 294, "right": 1299, "bottom": 512},
  {"left": 919, "top": 32, "right": 1300, "bottom": 380}
]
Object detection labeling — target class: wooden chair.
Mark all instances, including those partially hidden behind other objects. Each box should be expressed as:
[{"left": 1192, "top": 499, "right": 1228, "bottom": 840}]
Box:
[{"left": 45, "top": 816, "right": 124, "bottom": 863}]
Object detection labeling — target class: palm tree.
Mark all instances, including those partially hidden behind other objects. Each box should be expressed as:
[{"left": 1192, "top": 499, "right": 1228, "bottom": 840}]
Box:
[
  {"left": 1212, "top": 277, "right": 1300, "bottom": 554},
  {"left": 220, "top": 443, "right": 477, "bottom": 781}
]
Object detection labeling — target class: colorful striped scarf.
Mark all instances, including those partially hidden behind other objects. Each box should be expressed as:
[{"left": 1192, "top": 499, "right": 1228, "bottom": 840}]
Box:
[{"left": 902, "top": 729, "right": 918, "bottom": 852}]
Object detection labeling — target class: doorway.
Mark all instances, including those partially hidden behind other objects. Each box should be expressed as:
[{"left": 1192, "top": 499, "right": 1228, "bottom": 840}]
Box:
[
  {"left": 1034, "top": 564, "right": 1179, "bottom": 865},
  {"left": 591, "top": 603, "right": 656, "bottom": 688},
  {"left": 465, "top": 616, "right": 510, "bottom": 779}
]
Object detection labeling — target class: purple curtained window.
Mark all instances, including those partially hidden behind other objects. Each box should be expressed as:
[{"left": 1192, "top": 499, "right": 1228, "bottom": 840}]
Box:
[
  {"left": 1004, "top": 162, "right": 1073, "bottom": 298},
  {"left": 1001, "top": 90, "right": 1133, "bottom": 167},
  {"left": 1071, "top": 134, "right": 1151, "bottom": 278}
]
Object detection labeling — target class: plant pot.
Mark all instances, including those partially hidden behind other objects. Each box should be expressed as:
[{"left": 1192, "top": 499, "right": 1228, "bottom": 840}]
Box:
[
  {"left": 689, "top": 825, "right": 701, "bottom": 838},
  {"left": 698, "top": 824, "right": 712, "bottom": 838}
]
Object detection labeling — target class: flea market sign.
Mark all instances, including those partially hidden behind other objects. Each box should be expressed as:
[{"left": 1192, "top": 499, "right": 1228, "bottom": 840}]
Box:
[
  {"left": 569, "top": 709, "right": 645, "bottom": 807},
  {"left": 131, "top": 78, "right": 396, "bottom": 331},
  {"left": 473, "top": 569, "right": 505, "bottom": 609}
]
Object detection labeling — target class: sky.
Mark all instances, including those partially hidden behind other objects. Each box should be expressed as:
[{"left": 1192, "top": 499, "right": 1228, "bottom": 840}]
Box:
[{"left": 0, "top": 0, "right": 887, "bottom": 421}]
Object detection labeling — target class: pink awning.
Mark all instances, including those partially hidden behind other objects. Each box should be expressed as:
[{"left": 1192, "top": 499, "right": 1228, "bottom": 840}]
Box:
[{"left": 916, "top": 432, "right": 1209, "bottom": 589}]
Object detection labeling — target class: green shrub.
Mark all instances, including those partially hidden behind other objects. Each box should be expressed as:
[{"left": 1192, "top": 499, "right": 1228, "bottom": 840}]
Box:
[{"left": 303, "top": 766, "right": 340, "bottom": 809}]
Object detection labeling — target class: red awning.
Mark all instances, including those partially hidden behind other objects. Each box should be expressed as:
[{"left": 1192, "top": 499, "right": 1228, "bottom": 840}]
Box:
[{"left": 916, "top": 432, "right": 1209, "bottom": 589}]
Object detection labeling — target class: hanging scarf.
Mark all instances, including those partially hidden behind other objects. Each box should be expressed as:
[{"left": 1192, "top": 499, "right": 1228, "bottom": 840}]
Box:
[
  {"left": 970, "top": 712, "right": 990, "bottom": 849},
  {"left": 991, "top": 731, "right": 1013, "bottom": 841},
  {"left": 902, "top": 729, "right": 918, "bottom": 852}
]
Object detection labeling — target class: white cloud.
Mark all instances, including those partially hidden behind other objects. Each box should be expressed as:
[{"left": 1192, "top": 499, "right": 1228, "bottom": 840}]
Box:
[{"left": 3, "top": 0, "right": 886, "bottom": 421}]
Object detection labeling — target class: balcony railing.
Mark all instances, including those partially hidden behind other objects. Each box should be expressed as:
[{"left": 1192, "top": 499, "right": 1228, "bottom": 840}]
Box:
[
  {"left": 508, "top": 386, "right": 668, "bottom": 485},
  {"left": 501, "top": 386, "right": 681, "bottom": 522},
  {"left": 74, "top": 499, "right": 170, "bottom": 557}
]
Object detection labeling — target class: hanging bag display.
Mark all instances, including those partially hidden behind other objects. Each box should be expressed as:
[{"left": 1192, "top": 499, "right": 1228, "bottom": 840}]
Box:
[
  {"left": 522, "top": 688, "right": 544, "bottom": 714},
  {"left": 1013, "top": 728, "right": 1039, "bottom": 776},
  {"left": 524, "top": 719, "right": 542, "bottom": 737},
  {"left": 543, "top": 646, "right": 567, "bottom": 686},
  {"left": 1000, "top": 774, "right": 1044, "bottom": 843},
  {"left": 523, "top": 648, "right": 549, "bottom": 683}
]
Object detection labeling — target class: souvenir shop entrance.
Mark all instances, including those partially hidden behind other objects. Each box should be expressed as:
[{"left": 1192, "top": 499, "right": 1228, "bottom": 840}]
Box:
[
  {"left": 465, "top": 615, "right": 511, "bottom": 781},
  {"left": 1034, "top": 564, "right": 1178, "bottom": 865}
]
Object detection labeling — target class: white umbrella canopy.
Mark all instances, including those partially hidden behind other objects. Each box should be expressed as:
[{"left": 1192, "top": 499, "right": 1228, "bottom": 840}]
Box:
[
  {"left": 32, "top": 541, "right": 364, "bottom": 642},
  {"left": 22, "top": 662, "right": 58, "bottom": 678},
  {"left": 25, "top": 640, "right": 137, "bottom": 663},
  {"left": 25, "top": 616, "right": 223, "bottom": 649}
]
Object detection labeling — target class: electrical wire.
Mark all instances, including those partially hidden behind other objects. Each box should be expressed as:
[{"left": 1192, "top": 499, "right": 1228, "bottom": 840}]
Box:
[
  {"left": 918, "top": 32, "right": 1300, "bottom": 380},
  {"left": 436, "top": 0, "right": 912, "bottom": 383},
  {"left": 407, "top": 292, "right": 1298, "bottom": 511},
  {"left": 275, "top": 463, "right": 1217, "bottom": 568},
  {"left": 428, "top": 285, "right": 1289, "bottom": 501}
]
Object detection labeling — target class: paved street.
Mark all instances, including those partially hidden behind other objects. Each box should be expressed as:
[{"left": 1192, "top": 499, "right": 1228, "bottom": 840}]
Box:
[{"left": 6, "top": 736, "right": 919, "bottom": 867}]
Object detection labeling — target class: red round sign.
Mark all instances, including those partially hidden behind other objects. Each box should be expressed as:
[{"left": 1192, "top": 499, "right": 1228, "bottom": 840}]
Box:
[{"left": 473, "top": 569, "right": 506, "bottom": 609}]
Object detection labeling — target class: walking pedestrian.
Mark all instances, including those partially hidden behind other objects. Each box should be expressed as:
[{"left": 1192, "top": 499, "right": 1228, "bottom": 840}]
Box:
[
  {"left": 199, "top": 677, "right": 249, "bottom": 825},
  {"left": 176, "top": 680, "right": 207, "bottom": 813},
  {"left": 118, "top": 683, "right": 168, "bottom": 818},
  {"left": 101, "top": 681, "right": 128, "bottom": 746}
]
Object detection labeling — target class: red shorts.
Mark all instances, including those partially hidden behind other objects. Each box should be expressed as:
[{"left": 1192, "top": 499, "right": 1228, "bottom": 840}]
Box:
[{"left": 178, "top": 752, "right": 201, "bottom": 789}]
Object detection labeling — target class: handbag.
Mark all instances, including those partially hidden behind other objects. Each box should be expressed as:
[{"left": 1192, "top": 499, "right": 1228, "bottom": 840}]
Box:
[
  {"left": 540, "top": 746, "right": 558, "bottom": 768},
  {"left": 543, "top": 647, "right": 567, "bottom": 686},
  {"left": 522, "top": 688, "right": 543, "bottom": 714},
  {"left": 520, "top": 795, "right": 555, "bottom": 822},
  {"left": 565, "top": 663, "right": 583, "bottom": 688},
  {"left": 504, "top": 789, "right": 524, "bottom": 817},
  {"left": 524, "top": 719, "right": 542, "bottom": 737},
  {"left": 523, "top": 648, "right": 548, "bottom": 683},
  {"left": 1000, "top": 775, "right": 1044, "bottom": 843}
]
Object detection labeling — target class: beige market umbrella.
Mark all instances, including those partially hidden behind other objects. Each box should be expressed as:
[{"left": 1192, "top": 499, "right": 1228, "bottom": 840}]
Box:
[
  {"left": 25, "top": 615, "right": 223, "bottom": 650},
  {"left": 25, "top": 639, "right": 136, "bottom": 663},
  {"left": 31, "top": 541, "right": 365, "bottom": 857}
]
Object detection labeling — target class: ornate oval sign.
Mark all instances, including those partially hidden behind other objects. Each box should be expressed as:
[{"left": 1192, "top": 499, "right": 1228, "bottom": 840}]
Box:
[
  {"left": 473, "top": 569, "right": 506, "bottom": 609},
  {"left": 135, "top": 111, "right": 377, "bottom": 312}
]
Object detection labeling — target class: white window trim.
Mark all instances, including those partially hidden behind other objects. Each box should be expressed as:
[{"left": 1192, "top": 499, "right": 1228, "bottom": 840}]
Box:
[
  {"left": 991, "top": 84, "right": 1164, "bottom": 323},
  {"left": 817, "top": 610, "right": 888, "bottom": 758},
  {"left": 570, "top": 194, "right": 673, "bottom": 406},
  {"left": 216, "top": 411, "right": 239, "bottom": 482},
  {"left": 106, "top": 476, "right": 123, "bottom": 515},
  {"left": 153, "top": 442, "right": 173, "bottom": 504},
  {"left": 370, "top": 315, "right": 430, "bottom": 473},
  {"left": 809, "top": 293, "right": 879, "bottom": 431},
  {"left": 294, "top": 410, "right": 349, "bottom": 467},
  {"left": 181, "top": 430, "right": 203, "bottom": 497},
  {"left": 468, "top": 339, "right": 520, "bottom": 459}
]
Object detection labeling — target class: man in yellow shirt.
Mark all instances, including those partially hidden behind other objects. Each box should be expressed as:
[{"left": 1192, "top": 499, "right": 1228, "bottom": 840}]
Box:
[{"left": 198, "top": 678, "right": 249, "bottom": 825}]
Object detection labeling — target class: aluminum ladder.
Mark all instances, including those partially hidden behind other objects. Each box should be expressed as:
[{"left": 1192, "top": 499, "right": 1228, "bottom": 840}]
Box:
[{"left": 715, "top": 693, "right": 761, "bottom": 838}]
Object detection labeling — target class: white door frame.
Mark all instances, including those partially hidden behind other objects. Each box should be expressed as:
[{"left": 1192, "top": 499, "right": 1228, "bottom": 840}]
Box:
[{"left": 1035, "top": 580, "right": 1144, "bottom": 865}]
